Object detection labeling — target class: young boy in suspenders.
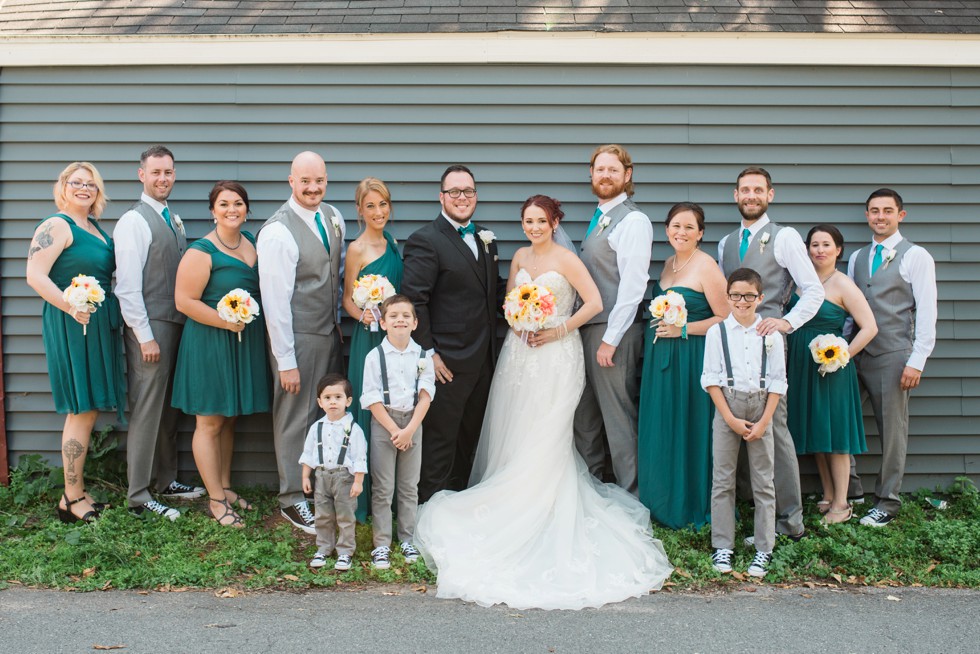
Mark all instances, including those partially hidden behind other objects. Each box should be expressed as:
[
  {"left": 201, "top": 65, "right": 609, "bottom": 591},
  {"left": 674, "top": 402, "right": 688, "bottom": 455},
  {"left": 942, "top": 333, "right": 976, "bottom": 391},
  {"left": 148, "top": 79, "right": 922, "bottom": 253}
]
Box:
[
  {"left": 701, "top": 268, "right": 787, "bottom": 579},
  {"left": 299, "top": 373, "right": 368, "bottom": 571},
  {"left": 361, "top": 295, "right": 436, "bottom": 570}
]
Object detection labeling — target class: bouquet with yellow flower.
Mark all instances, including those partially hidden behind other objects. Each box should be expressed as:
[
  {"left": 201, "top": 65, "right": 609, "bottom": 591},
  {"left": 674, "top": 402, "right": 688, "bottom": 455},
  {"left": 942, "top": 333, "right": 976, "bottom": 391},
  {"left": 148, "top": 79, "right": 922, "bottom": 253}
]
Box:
[
  {"left": 503, "top": 283, "right": 556, "bottom": 343},
  {"left": 217, "top": 288, "right": 260, "bottom": 342},
  {"left": 648, "top": 290, "right": 688, "bottom": 343},
  {"left": 62, "top": 274, "right": 106, "bottom": 336},
  {"left": 351, "top": 274, "right": 397, "bottom": 332},
  {"left": 808, "top": 334, "right": 851, "bottom": 376}
]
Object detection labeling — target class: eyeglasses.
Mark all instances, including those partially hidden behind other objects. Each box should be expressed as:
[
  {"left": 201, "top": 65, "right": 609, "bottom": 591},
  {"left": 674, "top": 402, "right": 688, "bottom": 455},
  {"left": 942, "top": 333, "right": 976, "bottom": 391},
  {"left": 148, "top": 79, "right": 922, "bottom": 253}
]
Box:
[
  {"left": 728, "top": 293, "right": 760, "bottom": 302},
  {"left": 441, "top": 188, "right": 476, "bottom": 199},
  {"left": 66, "top": 181, "right": 99, "bottom": 191}
]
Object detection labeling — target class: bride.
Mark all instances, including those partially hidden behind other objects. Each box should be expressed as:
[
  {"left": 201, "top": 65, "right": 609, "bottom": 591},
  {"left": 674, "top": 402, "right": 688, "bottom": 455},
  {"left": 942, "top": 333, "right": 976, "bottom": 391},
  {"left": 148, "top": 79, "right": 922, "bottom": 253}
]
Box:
[{"left": 414, "top": 195, "right": 672, "bottom": 610}]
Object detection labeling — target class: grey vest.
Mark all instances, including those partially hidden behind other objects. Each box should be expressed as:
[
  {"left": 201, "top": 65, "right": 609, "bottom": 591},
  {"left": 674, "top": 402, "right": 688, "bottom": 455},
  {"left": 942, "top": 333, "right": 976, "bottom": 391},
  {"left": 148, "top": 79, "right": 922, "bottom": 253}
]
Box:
[
  {"left": 722, "top": 222, "right": 793, "bottom": 320},
  {"left": 132, "top": 201, "right": 186, "bottom": 324},
  {"left": 853, "top": 239, "right": 916, "bottom": 356},
  {"left": 580, "top": 198, "right": 647, "bottom": 325},
  {"left": 262, "top": 202, "right": 341, "bottom": 336}
]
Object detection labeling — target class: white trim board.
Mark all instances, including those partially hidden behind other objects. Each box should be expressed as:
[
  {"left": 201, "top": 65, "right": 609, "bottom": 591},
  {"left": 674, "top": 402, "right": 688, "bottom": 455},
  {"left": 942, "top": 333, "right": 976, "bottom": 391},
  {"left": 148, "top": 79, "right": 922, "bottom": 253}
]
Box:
[{"left": 1, "top": 32, "right": 979, "bottom": 67}]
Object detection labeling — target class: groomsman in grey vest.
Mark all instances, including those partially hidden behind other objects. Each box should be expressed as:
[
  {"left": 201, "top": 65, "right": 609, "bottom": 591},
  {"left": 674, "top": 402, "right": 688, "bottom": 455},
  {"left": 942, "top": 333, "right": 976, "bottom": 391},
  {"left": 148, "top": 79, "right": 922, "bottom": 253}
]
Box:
[
  {"left": 115, "top": 145, "right": 204, "bottom": 520},
  {"left": 259, "top": 151, "right": 345, "bottom": 534},
  {"left": 718, "top": 167, "right": 824, "bottom": 539},
  {"left": 574, "top": 144, "right": 653, "bottom": 495},
  {"left": 849, "top": 188, "right": 937, "bottom": 527}
]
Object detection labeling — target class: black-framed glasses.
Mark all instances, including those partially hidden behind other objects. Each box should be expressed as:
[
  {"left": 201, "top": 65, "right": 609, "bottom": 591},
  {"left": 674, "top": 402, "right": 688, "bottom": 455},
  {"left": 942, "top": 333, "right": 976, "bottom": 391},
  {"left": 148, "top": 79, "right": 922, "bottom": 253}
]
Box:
[
  {"left": 66, "top": 181, "right": 99, "bottom": 191},
  {"left": 441, "top": 188, "right": 476, "bottom": 199},
  {"left": 728, "top": 293, "right": 760, "bottom": 302}
]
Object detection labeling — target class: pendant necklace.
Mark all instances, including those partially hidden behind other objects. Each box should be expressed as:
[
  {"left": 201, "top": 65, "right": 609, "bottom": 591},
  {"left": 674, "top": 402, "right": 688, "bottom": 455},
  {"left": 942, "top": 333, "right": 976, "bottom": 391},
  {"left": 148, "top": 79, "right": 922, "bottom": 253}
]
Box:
[{"left": 671, "top": 251, "right": 695, "bottom": 274}]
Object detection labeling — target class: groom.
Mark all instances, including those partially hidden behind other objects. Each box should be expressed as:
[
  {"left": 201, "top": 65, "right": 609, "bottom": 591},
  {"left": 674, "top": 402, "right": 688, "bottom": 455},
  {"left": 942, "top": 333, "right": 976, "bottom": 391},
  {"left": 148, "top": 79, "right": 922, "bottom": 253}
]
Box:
[
  {"left": 402, "top": 165, "right": 506, "bottom": 503},
  {"left": 574, "top": 144, "right": 654, "bottom": 495}
]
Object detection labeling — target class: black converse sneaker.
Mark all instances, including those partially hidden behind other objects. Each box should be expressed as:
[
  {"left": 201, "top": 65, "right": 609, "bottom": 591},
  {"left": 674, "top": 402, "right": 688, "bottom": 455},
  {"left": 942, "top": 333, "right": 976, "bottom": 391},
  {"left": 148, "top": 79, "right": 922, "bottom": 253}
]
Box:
[
  {"left": 160, "top": 480, "right": 206, "bottom": 500},
  {"left": 747, "top": 550, "right": 772, "bottom": 578},
  {"left": 400, "top": 542, "right": 420, "bottom": 563},
  {"left": 859, "top": 507, "right": 894, "bottom": 527},
  {"left": 371, "top": 546, "right": 391, "bottom": 570},
  {"left": 281, "top": 501, "right": 316, "bottom": 535},
  {"left": 711, "top": 548, "right": 734, "bottom": 573},
  {"left": 132, "top": 499, "right": 180, "bottom": 521}
]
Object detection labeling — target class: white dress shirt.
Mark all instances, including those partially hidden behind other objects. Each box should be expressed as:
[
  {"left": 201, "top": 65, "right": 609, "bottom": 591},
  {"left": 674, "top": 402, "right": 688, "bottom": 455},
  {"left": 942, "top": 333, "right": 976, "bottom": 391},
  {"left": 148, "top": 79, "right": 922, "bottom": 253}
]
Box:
[
  {"left": 443, "top": 212, "right": 478, "bottom": 259},
  {"left": 701, "top": 315, "right": 788, "bottom": 395},
  {"left": 595, "top": 193, "right": 654, "bottom": 347},
  {"left": 717, "top": 214, "right": 825, "bottom": 332},
  {"left": 846, "top": 230, "right": 937, "bottom": 371},
  {"left": 257, "top": 196, "right": 346, "bottom": 371},
  {"left": 113, "top": 192, "right": 179, "bottom": 343},
  {"left": 298, "top": 412, "right": 368, "bottom": 475},
  {"left": 360, "top": 337, "right": 437, "bottom": 412}
]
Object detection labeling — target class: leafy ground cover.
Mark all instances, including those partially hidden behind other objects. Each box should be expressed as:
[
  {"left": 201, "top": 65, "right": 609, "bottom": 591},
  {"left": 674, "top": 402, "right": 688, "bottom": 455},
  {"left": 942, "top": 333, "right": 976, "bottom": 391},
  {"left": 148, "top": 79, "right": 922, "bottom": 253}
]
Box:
[{"left": 2, "top": 431, "right": 977, "bottom": 592}]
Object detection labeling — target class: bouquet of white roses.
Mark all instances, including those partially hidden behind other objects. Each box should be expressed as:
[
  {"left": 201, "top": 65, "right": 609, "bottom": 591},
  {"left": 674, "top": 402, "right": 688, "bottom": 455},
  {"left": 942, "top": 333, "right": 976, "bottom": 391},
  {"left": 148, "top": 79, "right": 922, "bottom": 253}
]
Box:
[
  {"left": 808, "top": 333, "right": 851, "bottom": 377},
  {"left": 351, "top": 274, "right": 396, "bottom": 332},
  {"left": 504, "top": 283, "right": 556, "bottom": 340},
  {"left": 62, "top": 274, "right": 106, "bottom": 336},
  {"left": 648, "top": 290, "right": 688, "bottom": 343},
  {"left": 217, "top": 288, "right": 260, "bottom": 342}
]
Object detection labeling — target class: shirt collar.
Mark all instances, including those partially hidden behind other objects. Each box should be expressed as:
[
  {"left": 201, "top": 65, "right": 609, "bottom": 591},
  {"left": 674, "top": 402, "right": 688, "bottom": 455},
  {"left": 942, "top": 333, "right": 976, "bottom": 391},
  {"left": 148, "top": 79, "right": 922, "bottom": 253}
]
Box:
[
  {"left": 381, "top": 336, "right": 421, "bottom": 355},
  {"left": 140, "top": 192, "right": 169, "bottom": 218},
  {"left": 289, "top": 196, "right": 321, "bottom": 223},
  {"left": 724, "top": 313, "right": 762, "bottom": 333},
  {"left": 322, "top": 412, "right": 353, "bottom": 429},
  {"left": 441, "top": 212, "right": 470, "bottom": 230},
  {"left": 872, "top": 230, "right": 903, "bottom": 252},
  {"left": 741, "top": 213, "right": 771, "bottom": 235},
  {"left": 597, "top": 192, "right": 628, "bottom": 214}
]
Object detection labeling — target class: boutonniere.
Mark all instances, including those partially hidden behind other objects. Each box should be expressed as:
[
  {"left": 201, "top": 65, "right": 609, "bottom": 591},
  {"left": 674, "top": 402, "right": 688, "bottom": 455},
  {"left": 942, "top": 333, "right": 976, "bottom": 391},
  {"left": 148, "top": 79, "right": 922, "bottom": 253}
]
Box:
[
  {"left": 595, "top": 215, "right": 612, "bottom": 236},
  {"left": 882, "top": 249, "right": 896, "bottom": 269},
  {"left": 171, "top": 213, "right": 185, "bottom": 235},
  {"left": 330, "top": 213, "right": 341, "bottom": 238},
  {"left": 478, "top": 230, "right": 495, "bottom": 254},
  {"left": 416, "top": 359, "right": 427, "bottom": 378},
  {"left": 764, "top": 334, "right": 776, "bottom": 353},
  {"left": 758, "top": 231, "right": 771, "bottom": 253}
]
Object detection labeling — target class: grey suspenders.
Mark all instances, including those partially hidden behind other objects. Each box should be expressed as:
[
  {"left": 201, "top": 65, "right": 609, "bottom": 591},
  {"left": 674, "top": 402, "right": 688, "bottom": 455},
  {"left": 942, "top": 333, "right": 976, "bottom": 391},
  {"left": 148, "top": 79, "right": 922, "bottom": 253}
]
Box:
[
  {"left": 718, "top": 322, "right": 768, "bottom": 391},
  {"left": 316, "top": 421, "right": 352, "bottom": 467},
  {"left": 376, "top": 344, "right": 427, "bottom": 408}
]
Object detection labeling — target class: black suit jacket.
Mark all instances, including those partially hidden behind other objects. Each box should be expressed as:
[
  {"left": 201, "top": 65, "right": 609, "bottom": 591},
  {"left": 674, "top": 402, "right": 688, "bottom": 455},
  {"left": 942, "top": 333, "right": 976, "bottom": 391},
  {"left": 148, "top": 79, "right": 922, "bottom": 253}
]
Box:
[{"left": 402, "top": 214, "right": 506, "bottom": 373}]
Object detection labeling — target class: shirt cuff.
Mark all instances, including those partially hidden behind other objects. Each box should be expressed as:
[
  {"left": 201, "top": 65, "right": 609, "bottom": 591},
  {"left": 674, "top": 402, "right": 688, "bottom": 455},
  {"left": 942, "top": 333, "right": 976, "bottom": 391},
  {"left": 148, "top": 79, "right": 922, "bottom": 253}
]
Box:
[
  {"left": 277, "top": 355, "right": 298, "bottom": 371},
  {"left": 134, "top": 325, "right": 156, "bottom": 343},
  {"left": 768, "top": 381, "right": 788, "bottom": 395},
  {"left": 906, "top": 353, "right": 927, "bottom": 372},
  {"left": 360, "top": 390, "right": 383, "bottom": 409}
]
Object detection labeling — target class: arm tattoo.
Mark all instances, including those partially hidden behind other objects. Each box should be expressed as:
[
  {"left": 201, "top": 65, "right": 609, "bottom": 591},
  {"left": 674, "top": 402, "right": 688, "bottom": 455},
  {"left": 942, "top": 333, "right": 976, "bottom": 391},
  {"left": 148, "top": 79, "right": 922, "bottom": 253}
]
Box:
[
  {"left": 28, "top": 222, "right": 55, "bottom": 260},
  {"left": 63, "top": 438, "right": 85, "bottom": 486}
]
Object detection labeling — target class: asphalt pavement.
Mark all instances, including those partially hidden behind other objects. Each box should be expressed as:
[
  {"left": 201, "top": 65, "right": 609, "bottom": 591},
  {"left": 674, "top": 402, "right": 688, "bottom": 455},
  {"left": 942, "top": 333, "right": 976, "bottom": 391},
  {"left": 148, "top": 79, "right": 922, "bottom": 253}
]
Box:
[{"left": 1, "top": 584, "right": 977, "bottom": 653}]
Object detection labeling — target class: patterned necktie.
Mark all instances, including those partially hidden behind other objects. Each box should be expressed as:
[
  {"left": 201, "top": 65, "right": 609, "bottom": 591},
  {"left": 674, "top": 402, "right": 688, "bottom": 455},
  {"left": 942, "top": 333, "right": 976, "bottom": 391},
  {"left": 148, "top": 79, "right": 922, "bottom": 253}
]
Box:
[
  {"left": 314, "top": 211, "right": 331, "bottom": 255},
  {"left": 457, "top": 223, "right": 476, "bottom": 238},
  {"left": 584, "top": 207, "right": 603, "bottom": 239},
  {"left": 738, "top": 228, "right": 751, "bottom": 261},
  {"left": 871, "top": 244, "right": 884, "bottom": 275},
  {"left": 161, "top": 206, "right": 173, "bottom": 229}
]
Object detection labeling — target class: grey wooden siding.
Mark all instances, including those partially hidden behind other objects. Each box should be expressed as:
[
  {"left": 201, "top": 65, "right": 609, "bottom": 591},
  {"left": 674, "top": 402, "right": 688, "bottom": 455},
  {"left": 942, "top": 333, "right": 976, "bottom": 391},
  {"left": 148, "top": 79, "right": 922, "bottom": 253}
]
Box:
[{"left": 1, "top": 64, "right": 977, "bottom": 492}]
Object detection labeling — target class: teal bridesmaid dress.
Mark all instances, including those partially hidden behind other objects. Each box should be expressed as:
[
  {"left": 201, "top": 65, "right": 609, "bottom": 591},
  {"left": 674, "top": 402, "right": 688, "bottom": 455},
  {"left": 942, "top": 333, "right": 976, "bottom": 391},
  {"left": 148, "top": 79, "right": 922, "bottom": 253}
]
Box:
[
  {"left": 786, "top": 296, "right": 867, "bottom": 455},
  {"left": 637, "top": 284, "right": 715, "bottom": 530},
  {"left": 346, "top": 231, "right": 403, "bottom": 522}
]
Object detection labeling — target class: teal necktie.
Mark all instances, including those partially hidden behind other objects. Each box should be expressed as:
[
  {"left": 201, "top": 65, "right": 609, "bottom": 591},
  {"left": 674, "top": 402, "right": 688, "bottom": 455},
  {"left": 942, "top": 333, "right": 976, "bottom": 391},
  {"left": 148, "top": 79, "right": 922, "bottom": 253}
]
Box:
[
  {"left": 584, "top": 207, "right": 603, "bottom": 239},
  {"left": 738, "top": 228, "right": 751, "bottom": 261},
  {"left": 161, "top": 206, "right": 173, "bottom": 229},
  {"left": 457, "top": 223, "right": 476, "bottom": 238},
  {"left": 871, "top": 244, "right": 884, "bottom": 275},
  {"left": 314, "top": 211, "right": 331, "bottom": 255}
]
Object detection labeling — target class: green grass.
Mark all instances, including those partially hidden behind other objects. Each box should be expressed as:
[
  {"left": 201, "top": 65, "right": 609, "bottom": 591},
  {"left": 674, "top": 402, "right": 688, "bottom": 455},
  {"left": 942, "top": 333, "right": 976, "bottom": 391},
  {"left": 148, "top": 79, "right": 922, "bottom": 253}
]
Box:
[{"left": 2, "top": 440, "right": 978, "bottom": 591}]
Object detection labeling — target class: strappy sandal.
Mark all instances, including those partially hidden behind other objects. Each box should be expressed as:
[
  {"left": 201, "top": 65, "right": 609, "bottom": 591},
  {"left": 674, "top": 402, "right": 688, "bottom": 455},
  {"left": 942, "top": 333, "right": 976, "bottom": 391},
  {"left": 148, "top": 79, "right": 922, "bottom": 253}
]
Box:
[
  {"left": 816, "top": 500, "right": 833, "bottom": 515},
  {"left": 223, "top": 488, "right": 253, "bottom": 511},
  {"left": 83, "top": 488, "right": 108, "bottom": 512},
  {"left": 208, "top": 498, "right": 244, "bottom": 528},
  {"left": 57, "top": 493, "right": 99, "bottom": 524},
  {"left": 820, "top": 506, "right": 853, "bottom": 525}
]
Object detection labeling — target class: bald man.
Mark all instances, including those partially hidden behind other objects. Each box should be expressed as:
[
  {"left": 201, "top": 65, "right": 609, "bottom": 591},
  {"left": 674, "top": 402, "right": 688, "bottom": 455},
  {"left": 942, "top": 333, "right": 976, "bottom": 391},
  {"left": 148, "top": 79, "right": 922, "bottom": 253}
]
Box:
[{"left": 258, "top": 151, "right": 346, "bottom": 533}]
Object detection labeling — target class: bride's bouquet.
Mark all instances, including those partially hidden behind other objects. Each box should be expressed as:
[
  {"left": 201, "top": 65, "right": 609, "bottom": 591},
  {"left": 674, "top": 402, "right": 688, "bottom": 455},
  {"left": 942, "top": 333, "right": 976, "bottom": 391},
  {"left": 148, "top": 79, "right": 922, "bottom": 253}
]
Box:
[
  {"left": 504, "top": 283, "right": 556, "bottom": 342},
  {"left": 648, "top": 290, "right": 687, "bottom": 343},
  {"left": 808, "top": 334, "right": 851, "bottom": 377},
  {"left": 217, "top": 288, "right": 260, "bottom": 342},
  {"left": 62, "top": 274, "right": 105, "bottom": 336},
  {"left": 352, "top": 274, "right": 396, "bottom": 332}
]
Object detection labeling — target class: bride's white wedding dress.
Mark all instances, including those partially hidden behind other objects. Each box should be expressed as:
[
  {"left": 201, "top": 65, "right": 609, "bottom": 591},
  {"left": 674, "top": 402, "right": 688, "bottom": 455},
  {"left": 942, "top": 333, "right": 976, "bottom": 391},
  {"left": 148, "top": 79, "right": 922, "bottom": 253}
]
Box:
[{"left": 415, "top": 269, "right": 672, "bottom": 610}]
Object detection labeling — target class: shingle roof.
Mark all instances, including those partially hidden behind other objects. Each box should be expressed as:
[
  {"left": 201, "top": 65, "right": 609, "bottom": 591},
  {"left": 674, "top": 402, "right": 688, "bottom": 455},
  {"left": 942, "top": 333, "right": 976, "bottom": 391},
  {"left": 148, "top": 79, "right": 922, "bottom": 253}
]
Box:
[{"left": 1, "top": 0, "right": 978, "bottom": 36}]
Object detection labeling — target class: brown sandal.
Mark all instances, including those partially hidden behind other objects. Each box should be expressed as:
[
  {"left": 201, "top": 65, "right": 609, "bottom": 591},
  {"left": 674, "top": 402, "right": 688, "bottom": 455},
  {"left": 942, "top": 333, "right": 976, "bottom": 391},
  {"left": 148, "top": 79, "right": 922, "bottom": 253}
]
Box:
[
  {"left": 821, "top": 506, "right": 853, "bottom": 525},
  {"left": 223, "top": 488, "right": 253, "bottom": 511},
  {"left": 208, "top": 498, "right": 244, "bottom": 528}
]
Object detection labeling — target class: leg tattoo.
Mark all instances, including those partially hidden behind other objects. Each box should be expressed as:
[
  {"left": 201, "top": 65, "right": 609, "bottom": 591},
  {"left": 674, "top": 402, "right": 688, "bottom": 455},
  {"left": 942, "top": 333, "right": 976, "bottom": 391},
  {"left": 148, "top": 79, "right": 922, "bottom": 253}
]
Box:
[{"left": 63, "top": 438, "right": 85, "bottom": 487}]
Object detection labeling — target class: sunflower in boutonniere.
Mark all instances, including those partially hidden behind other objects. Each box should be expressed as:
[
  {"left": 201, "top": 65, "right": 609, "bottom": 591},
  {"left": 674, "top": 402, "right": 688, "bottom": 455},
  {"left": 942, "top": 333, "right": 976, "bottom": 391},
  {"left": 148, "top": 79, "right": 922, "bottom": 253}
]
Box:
[{"left": 808, "top": 333, "right": 852, "bottom": 377}]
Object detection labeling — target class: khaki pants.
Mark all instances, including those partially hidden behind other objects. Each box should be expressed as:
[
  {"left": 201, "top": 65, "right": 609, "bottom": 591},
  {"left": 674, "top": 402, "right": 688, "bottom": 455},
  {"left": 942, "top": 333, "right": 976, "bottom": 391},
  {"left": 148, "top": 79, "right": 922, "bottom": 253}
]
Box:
[
  {"left": 313, "top": 467, "right": 357, "bottom": 557},
  {"left": 371, "top": 407, "right": 423, "bottom": 548},
  {"left": 711, "top": 389, "right": 776, "bottom": 553}
]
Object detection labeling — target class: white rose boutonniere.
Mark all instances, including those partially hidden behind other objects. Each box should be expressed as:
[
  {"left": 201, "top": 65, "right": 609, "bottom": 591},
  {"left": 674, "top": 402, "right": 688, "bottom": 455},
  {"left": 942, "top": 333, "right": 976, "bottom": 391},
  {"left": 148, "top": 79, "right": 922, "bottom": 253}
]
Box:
[
  {"left": 882, "top": 249, "right": 896, "bottom": 270},
  {"left": 330, "top": 213, "right": 342, "bottom": 238},
  {"left": 759, "top": 231, "right": 771, "bottom": 253},
  {"left": 417, "top": 359, "right": 427, "bottom": 378},
  {"left": 596, "top": 215, "right": 612, "bottom": 236},
  {"left": 171, "top": 213, "right": 185, "bottom": 235},
  {"left": 764, "top": 334, "right": 776, "bottom": 354},
  {"left": 478, "top": 229, "right": 495, "bottom": 254}
]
